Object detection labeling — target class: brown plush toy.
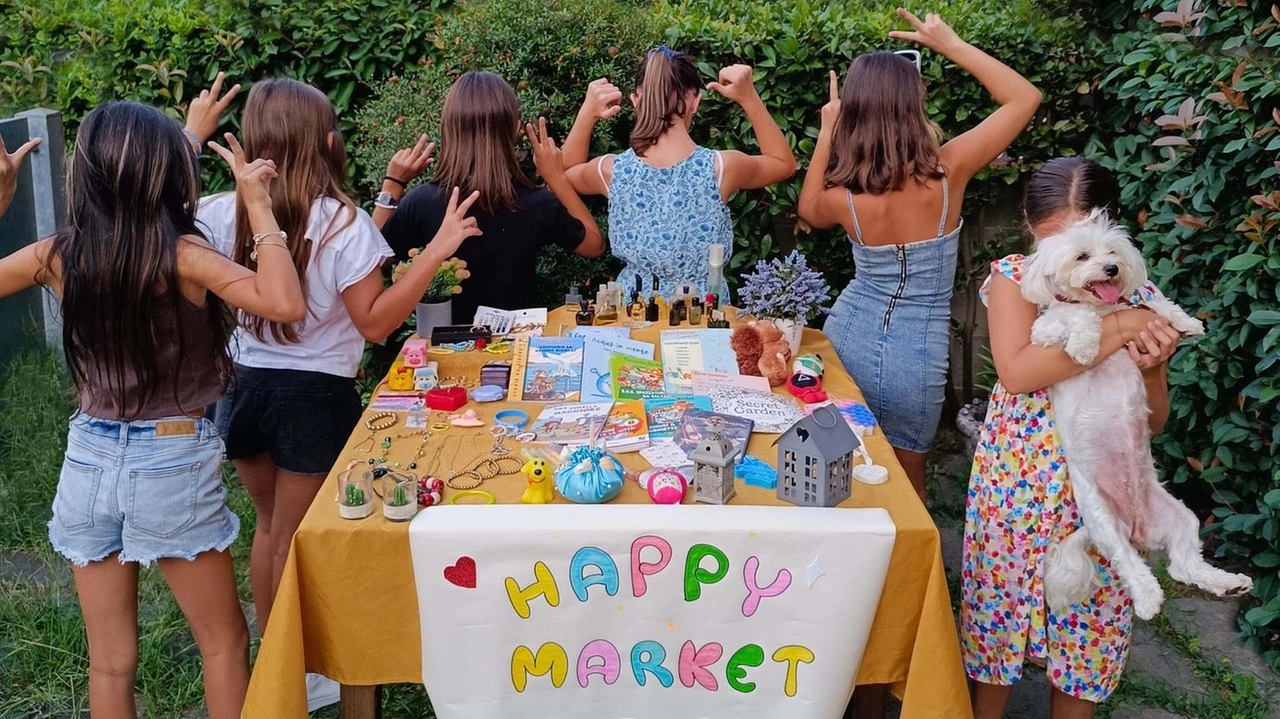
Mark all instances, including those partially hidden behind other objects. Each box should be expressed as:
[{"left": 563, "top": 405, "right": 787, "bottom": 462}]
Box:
[
  {"left": 730, "top": 323, "right": 765, "bottom": 376},
  {"left": 754, "top": 322, "right": 793, "bottom": 386}
]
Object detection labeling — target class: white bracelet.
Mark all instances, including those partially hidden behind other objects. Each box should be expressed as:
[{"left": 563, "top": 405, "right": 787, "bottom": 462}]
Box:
[{"left": 251, "top": 231, "right": 289, "bottom": 262}]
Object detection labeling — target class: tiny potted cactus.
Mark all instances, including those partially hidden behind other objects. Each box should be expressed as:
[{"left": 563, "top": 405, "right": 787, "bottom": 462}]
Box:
[
  {"left": 339, "top": 468, "right": 374, "bottom": 520},
  {"left": 383, "top": 472, "right": 419, "bottom": 522}
]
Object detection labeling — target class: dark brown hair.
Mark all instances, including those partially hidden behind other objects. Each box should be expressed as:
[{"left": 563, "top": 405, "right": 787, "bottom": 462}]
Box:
[
  {"left": 52, "top": 101, "right": 232, "bottom": 416},
  {"left": 630, "top": 48, "right": 702, "bottom": 157},
  {"left": 1023, "top": 156, "right": 1122, "bottom": 228},
  {"left": 235, "top": 78, "right": 357, "bottom": 344},
  {"left": 826, "top": 51, "right": 944, "bottom": 195},
  {"left": 433, "top": 71, "right": 532, "bottom": 213}
]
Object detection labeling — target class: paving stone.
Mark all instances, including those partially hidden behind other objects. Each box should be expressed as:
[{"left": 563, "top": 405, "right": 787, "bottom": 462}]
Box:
[
  {"left": 1126, "top": 621, "right": 1210, "bottom": 698},
  {"left": 1110, "top": 707, "right": 1187, "bottom": 719},
  {"left": 1164, "top": 597, "right": 1278, "bottom": 694},
  {"left": 1002, "top": 665, "right": 1053, "bottom": 719},
  {"left": 0, "top": 549, "right": 68, "bottom": 588},
  {"left": 939, "top": 525, "right": 964, "bottom": 576}
]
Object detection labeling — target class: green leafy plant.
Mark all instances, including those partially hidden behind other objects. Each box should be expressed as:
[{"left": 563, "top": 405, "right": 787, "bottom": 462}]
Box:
[
  {"left": 1087, "top": 0, "right": 1279, "bottom": 667},
  {"left": 392, "top": 255, "right": 470, "bottom": 303}
]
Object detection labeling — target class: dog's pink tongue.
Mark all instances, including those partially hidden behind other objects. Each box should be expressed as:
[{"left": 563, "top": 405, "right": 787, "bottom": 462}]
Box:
[{"left": 1092, "top": 281, "right": 1123, "bottom": 304}]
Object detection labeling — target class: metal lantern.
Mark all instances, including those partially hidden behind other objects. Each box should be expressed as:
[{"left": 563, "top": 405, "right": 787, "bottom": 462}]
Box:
[{"left": 688, "top": 430, "right": 742, "bottom": 504}]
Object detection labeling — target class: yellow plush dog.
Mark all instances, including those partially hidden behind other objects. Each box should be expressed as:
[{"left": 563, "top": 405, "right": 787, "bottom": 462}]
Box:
[{"left": 520, "top": 458, "right": 555, "bottom": 504}]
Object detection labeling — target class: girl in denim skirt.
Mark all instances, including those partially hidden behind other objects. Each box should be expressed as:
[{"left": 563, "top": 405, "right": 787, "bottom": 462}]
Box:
[
  {"left": 798, "top": 9, "right": 1042, "bottom": 501},
  {"left": 0, "top": 101, "right": 303, "bottom": 718},
  {"left": 563, "top": 48, "right": 795, "bottom": 296},
  {"left": 187, "top": 78, "right": 480, "bottom": 667}
]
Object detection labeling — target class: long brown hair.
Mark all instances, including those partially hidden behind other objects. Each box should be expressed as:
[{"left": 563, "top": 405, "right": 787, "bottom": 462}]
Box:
[
  {"left": 52, "top": 101, "right": 233, "bottom": 416},
  {"left": 826, "top": 51, "right": 944, "bottom": 195},
  {"left": 630, "top": 47, "right": 702, "bottom": 157},
  {"left": 432, "top": 71, "right": 532, "bottom": 213},
  {"left": 1024, "top": 157, "right": 1122, "bottom": 227},
  {"left": 234, "top": 78, "right": 357, "bottom": 344}
]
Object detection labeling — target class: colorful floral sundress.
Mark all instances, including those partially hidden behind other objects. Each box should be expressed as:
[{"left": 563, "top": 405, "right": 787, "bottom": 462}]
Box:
[{"left": 960, "top": 254, "right": 1163, "bottom": 703}]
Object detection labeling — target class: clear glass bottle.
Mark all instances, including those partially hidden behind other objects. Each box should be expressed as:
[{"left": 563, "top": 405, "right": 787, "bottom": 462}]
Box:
[{"left": 706, "top": 243, "right": 731, "bottom": 308}]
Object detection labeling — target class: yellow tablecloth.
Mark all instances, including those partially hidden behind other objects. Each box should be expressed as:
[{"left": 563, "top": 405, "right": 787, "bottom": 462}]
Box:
[{"left": 241, "top": 309, "right": 972, "bottom": 718}]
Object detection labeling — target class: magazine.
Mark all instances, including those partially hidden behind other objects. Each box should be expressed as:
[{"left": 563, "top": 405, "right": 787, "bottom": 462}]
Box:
[
  {"left": 644, "top": 395, "right": 713, "bottom": 439},
  {"left": 598, "top": 400, "right": 651, "bottom": 452},
  {"left": 528, "top": 402, "right": 613, "bottom": 444}
]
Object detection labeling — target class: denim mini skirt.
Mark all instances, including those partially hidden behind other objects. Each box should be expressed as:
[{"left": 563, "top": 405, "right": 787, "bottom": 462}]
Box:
[{"left": 48, "top": 414, "right": 238, "bottom": 566}]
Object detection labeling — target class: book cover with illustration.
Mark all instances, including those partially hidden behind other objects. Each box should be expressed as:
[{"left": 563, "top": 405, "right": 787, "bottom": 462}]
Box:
[
  {"left": 706, "top": 386, "right": 803, "bottom": 433},
  {"left": 674, "top": 409, "right": 754, "bottom": 456},
  {"left": 643, "top": 395, "right": 713, "bottom": 439},
  {"left": 660, "top": 329, "right": 738, "bottom": 394},
  {"left": 581, "top": 336, "right": 655, "bottom": 403},
  {"left": 609, "top": 354, "right": 667, "bottom": 401},
  {"left": 516, "top": 336, "right": 585, "bottom": 402},
  {"left": 598, "top": 400, "right": 651, "bottom": 452},
  {"left": 528, "top": 402, "right": 614, "bottom": 445}
]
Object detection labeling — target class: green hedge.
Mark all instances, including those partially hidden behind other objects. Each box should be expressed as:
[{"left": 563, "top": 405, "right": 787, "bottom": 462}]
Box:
[
  {"left": 1088, "top": 0, "right": 1280, "bottom": 667},
  {"left": 0, "top": 0, "right": 450, "bottom": 190}
]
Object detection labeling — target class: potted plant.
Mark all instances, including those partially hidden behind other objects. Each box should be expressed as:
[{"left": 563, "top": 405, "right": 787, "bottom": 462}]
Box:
[
  {"left": 338, "top": 468, "right": 374, "bottom": 520},
  {"left": 382, "top": 472, "right": 419, "bottom": 522},
  {"left": 392, "top": 253, "right": 469, "bottom": 339},
  {"left": 737, "top": 250, "right": 830, "bottom": 355}
]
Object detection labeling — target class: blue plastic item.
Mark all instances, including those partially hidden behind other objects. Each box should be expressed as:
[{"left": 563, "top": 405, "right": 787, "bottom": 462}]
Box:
[
  {"left": 554, "top": 445, "right": 626, "bottom": 503},
  {"left": 736, "top": 455, "right": 777, "bottom": 489}
]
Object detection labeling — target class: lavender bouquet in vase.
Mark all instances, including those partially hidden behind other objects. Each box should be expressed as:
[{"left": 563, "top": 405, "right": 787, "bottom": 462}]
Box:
[{"left": 737, "top": 250, "right": 831, "bottom": 355}]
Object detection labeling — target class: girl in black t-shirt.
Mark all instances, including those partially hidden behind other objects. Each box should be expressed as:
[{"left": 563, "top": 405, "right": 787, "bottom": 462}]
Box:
[{"left": 376, "top": 71, "right": 604, "bottom": 323}]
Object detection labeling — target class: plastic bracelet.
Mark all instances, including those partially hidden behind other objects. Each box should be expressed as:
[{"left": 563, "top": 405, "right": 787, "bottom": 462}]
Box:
[
  {"left": 493, "top": 410, "right": 528, "bottom": 430},
  {"left": 181, "top": 128, "right": 204, "bottom": 156},
  {"left": 383, "top": 175, "right": 408, "bottom": 189},
  {"left": 449, "top": 490, "right": 496, "bottom": 505}
]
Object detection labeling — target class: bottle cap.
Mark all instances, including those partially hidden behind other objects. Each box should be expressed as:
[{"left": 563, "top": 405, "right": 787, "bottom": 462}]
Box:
[{"left": 708, "top": 244, "right": 725, "bottom": 266}]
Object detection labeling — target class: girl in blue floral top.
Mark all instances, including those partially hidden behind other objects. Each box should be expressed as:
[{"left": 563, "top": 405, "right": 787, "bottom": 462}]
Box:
[{"left": 563, "top": 48, "right": 795, "bottom": 296}]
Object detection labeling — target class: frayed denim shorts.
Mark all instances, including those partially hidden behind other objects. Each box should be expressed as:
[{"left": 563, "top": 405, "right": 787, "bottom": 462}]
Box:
[{"left": 48, "top": 414, "right": 239, "bottom": 567}]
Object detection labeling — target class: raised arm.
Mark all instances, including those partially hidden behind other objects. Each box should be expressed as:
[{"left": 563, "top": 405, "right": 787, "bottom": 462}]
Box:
[
  {"left": 889, "top": 9, "right": 1041, "bottom": 184},
  {"left": 987, "top": 273, "right": 1154, "bottom": 395},
  {"left": 563, "top": 79, "right": 622, "bottom": 169},
  {"left": 796, "top": 71, "right": 848, "bottom": 231},
  {"left": 372, "top": 134, "right": 435, "bottom": 230},
  {"left": 182, "top": 71, "right": 241, "bottom": 153},
  {"left": 343, "top": 187, "right": 482, "bottom": 343},
  {"left": 0, "top": 134, "right": 41, "bottom": 220},
  {"left": 709, "top": 65, "right": 796, "bottom": 198},
  {"left": 527, "top": 117, "right": 604, "bottom": 258},
  {"left": 180, "top": 133, "right": 304, "bottom": 322}
]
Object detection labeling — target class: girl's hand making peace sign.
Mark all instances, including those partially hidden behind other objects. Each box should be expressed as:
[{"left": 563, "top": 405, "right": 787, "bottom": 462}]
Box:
[
  {"left": 386, "top": 134, "right": 435, "bottom": 186},
  {"left": 207, "top": 132, "right": 277, "bottom": 209},
  {"left": 525, "top": 117, "right": 567, "bottom": 181},
  {"left": 184, "top": 71, "right": 241, "bottom": 148},
  {"left": 888, "top": 8, "right": 965, "bottom": 56},
  {"left": 425, "top": 187, "right": 483, "bottom": 262}
]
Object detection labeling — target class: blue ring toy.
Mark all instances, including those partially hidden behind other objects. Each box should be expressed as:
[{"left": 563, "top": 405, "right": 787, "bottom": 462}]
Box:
[{"left": 494, "top": 410, "right": 529, "bottom": 430}]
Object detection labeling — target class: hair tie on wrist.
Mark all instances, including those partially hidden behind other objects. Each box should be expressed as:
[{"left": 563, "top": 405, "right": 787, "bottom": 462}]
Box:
[{"left": 383, "top": 175, "right": 408, "bottom": 189}]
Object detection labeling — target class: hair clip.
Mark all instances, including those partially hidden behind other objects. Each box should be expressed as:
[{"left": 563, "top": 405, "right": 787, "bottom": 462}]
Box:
[{"left": 646, "top": 46, "right": 677, "bottom": 60}]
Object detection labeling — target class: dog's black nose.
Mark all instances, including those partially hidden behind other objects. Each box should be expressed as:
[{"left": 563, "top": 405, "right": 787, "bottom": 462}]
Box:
[{"left": 1104, "top": 264, "right": 1119, "bottom": 277}]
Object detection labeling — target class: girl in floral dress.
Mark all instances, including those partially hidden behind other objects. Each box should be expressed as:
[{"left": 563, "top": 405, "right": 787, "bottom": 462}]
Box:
[{"left": 962, "top": 157, "right": 1190, "bottom": 719}]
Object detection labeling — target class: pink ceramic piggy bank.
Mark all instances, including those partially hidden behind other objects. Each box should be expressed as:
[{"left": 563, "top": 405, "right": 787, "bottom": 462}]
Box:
[{"left": 402, "top": 339, "right": 428, "bottom": 367}]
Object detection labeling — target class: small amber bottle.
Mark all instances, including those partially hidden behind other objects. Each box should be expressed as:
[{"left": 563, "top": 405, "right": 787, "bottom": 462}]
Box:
[
  {"left": 629, "top": 291, "right": 646, "bottom": 321},
  {"left": 689, "top": 297, "right": 703, "bottom": 325},
  {"left": 575, "top": 299, "right": 595, "bottom": 326}
]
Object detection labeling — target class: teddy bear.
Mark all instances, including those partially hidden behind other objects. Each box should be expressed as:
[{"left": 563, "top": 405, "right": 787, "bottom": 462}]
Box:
[
  {"left": 730, "top": 322, "right": 765, "bottom": 376},
  {"left": 754, "top": 322, "right": 793, "bottom": 386}
]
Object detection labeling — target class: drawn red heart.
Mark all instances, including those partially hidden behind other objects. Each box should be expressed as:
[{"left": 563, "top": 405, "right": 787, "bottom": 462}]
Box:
[{"left": 443, "top": 556, "right": 477, "bottom": 589}]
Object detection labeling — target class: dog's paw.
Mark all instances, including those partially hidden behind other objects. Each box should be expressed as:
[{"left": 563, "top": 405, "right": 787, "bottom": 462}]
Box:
[
  {"left": 1064, "top": 333, "right": 1101, "bottom": 365},
  {"left": 1129, "top": 575, "right": 1165, "bottom": 620},
  {"left": 1198, "top": 569, "right": 1253, "bottom": 597}
]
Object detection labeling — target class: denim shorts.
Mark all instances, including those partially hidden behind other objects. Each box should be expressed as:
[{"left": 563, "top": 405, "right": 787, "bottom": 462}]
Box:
[
  {"left": 216, "top": 366, "right": 362, "bottom": 476},
  {"left": 48, "top": 414, "right": 239, "bottom": 567}
]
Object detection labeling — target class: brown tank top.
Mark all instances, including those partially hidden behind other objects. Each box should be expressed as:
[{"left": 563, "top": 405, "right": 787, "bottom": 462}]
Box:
[{"left": 78, "top": 297, "right": 226, "bottom": 421}]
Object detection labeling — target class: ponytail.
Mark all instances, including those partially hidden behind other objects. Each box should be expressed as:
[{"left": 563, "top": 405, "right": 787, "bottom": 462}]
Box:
[{"left": 630, "top": 47, "right": 702, "bottom": 157}]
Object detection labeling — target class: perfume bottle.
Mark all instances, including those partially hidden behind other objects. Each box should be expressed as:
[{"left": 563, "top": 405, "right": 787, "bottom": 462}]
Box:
[
  {"left": 595, "top": 284, "right": 618, "bottom": 324},
  {"left": 629, "top": 290, "right": 646, "bottom": 321},
  {"left": 645, "top": 287, "right": 659, "bottom": 322},
  {"left": 706, "top": 243, "right": 730, "bottom": 307},
  {"left": 689, "top": 297, "right": 703, "bottom": 325},
  {"left": 668, "top": 305, "right": 680, "bottom": 326},
  {"left": 575, "top": 299, "right": 595, "bottom": 326},
  {"left": 674, "top": 295, "right": 687, "bottom": 323},
  {"left": 651, "top": 273, "right": 667, "bottom": 318}
]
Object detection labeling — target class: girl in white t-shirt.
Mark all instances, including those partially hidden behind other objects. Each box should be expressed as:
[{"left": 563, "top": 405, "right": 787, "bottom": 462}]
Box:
[{"left": 188, "top": 78, "right": 480, "bottom": 640}]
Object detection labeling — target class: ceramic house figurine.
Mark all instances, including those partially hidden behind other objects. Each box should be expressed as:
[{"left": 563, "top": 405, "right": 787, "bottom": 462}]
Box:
[
  {"left": 688, "top": 430, "right": 742, "bottom": 504},
  {"left": 774, "top": 404, "right": 856, "bottom": 507}
]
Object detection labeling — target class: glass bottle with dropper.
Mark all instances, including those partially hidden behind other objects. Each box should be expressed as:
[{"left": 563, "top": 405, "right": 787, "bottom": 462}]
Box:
[{"left": 706, "top": 243, "right": 730, "bottom": 308}]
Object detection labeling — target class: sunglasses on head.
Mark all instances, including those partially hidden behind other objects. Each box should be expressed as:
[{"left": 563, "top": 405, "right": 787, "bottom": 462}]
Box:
[{"left": 894, "top": 49, "right": 922, "bottom": 73}]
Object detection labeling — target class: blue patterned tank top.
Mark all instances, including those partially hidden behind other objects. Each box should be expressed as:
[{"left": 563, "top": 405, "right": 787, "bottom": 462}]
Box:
[{"left": 607, "top": 146, "right": 733, "bottom": 297}]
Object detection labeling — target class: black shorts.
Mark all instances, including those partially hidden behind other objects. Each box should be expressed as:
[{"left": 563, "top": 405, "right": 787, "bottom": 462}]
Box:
[{"left": 216, "top": 366, "right": 362, "bottom": 476}]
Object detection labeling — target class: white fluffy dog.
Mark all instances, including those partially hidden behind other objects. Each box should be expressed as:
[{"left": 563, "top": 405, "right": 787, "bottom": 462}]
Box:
[{"left": 1022, "top": 211, "right": 1252, "bottom": 619}]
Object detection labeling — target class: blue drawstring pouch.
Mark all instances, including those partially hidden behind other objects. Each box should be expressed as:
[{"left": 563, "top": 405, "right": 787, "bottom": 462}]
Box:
[{"left": 555, "top": 445, "right": 626, "bottom": 504}]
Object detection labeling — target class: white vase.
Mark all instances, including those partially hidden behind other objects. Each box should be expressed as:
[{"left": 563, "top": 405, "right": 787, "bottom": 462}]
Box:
[
  {"left": 415, "top": 299, "right": 453, "bottom": 340},
  {"left": 772, "top": 318, "right": 804, "bottom": 356}
]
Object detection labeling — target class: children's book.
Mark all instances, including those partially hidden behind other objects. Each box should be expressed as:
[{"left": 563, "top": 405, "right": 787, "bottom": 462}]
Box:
[
  {"left": 472, "top": 306, "right": 549, "bottom": 337},
  {"left": 705, "top": 386, "right": 803, "bottom": 434},
  {"left": 609, "top": 354, "right": 667, "bottom": 401},
  {"left": 643, "top": 395, "right": 713, "bottom": 439},
  {"left": 581, "top": 336, "right": 655, "bottom": 403},
  {"left": 674, "top": 409, "right": 754, "bottom": 456},
  {"left": 660, "top": 329, "right": 738, "bottom": 393},
  {"left": 528, "top": 402, "right": 613, "bottom": 445},
  {"left": 567, "top": 326, "right": 632, "bottom": 340},
  {"left": 691, "top": 371, "right": 772, "bottom": 395},
  {"left": 510, "top": 336, "right": 584, "bottom": 402},
  {"left": 598, "top": 400, "right": 650, "bottom": 453}
]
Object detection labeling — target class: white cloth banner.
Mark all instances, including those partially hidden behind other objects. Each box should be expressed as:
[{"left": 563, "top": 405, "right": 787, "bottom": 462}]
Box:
[{"left": 409, "top": 504, "right": 896, "bottom": 719}]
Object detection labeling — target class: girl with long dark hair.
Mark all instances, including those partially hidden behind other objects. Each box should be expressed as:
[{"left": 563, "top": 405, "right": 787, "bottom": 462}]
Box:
[
  {"left": 798, "top": 9, "right": 1043, "bottom": 501},
  {"left": 0, "top": 100, "right": 303, "bottom": 718},
  {"left": 563, "top": 49, "right": 795, "bottom": 295},
  {"left": 376, "top": 70, "right": 604, "bottom": 324}
]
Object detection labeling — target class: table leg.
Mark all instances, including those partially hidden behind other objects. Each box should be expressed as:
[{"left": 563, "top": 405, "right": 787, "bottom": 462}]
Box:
[
  {"left": 843, "top": 684, "right": 888, "bottom": 718},
  {"left": 339, "top": 684, "right": 382, "bottom": 719}
]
